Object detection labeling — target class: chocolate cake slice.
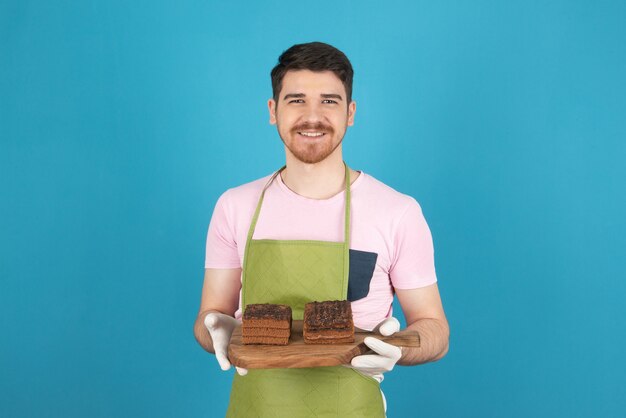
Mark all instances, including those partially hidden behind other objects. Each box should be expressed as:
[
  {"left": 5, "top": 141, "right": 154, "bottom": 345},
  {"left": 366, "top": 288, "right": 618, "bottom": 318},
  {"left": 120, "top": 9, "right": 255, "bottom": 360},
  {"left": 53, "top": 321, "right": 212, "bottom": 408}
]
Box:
[
  {"left": 242, "top": 304, "right": 292, "bottom": 345},
  {"left": 303, "top": 300, "right": 355, "bottom": 344}
]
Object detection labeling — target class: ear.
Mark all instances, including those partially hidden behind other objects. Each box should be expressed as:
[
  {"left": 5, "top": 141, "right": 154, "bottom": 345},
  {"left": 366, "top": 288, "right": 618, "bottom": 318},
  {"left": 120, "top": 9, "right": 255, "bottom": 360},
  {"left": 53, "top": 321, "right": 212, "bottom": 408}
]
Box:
[
  {"left": 268, "top": 99, "right": 277, "bottom": 125},
  {"left": 347, "top": 100, "right": 356, "bottom": 126}
]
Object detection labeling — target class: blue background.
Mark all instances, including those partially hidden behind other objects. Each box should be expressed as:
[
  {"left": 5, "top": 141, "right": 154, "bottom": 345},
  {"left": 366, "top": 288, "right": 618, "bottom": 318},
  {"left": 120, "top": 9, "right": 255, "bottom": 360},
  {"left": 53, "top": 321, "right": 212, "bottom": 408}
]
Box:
[{"left": 2, "top": 1, "right": 625, "bottom": 417}]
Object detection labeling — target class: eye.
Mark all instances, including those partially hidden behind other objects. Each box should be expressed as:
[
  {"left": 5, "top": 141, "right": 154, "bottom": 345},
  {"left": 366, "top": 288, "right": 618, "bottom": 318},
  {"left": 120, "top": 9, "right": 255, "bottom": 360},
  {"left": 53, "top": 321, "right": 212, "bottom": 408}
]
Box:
[
  {"left": 322, "top": 99, "right": 338, "bottom": 104},
  {"left": 289, "top": 99, "right": 304, "bottom": 104}
]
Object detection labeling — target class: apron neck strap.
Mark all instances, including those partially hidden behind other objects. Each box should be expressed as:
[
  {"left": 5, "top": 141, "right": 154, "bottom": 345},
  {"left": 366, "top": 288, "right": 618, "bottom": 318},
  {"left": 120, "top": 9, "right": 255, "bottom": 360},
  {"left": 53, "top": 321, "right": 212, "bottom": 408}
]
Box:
[
  {"left": 343, "top": 164, "right": 351, "bottom": 245},
  {"left": 245, "top": 164, "right": 352, "bottom": 246}
]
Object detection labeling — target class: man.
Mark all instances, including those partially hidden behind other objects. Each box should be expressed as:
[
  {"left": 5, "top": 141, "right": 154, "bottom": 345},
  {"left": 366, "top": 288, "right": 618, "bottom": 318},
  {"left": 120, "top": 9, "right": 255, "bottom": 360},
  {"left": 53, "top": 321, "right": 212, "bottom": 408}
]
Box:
[{"left": 194, "top": 42, "right": 449, "bottom": 417}]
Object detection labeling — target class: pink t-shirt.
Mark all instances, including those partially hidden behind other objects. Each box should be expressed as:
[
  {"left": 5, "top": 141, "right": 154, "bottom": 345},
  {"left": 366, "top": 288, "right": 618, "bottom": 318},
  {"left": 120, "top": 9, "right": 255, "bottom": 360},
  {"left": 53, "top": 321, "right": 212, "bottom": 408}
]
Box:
[{"left": 205, "top": 171, "right": 437, "bottom": 330}]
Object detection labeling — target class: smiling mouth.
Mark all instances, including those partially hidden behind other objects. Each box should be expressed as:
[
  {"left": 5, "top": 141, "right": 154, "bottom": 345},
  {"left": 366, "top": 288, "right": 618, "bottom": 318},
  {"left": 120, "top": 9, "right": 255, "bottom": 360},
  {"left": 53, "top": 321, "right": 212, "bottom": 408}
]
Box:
[{"left": 298, "top": 131, "right": 325, "bottom": 137}]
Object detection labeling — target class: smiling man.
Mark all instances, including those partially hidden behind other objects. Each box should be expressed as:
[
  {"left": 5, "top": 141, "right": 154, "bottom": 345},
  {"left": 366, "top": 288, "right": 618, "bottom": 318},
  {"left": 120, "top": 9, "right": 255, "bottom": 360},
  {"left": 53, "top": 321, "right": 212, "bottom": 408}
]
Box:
[
  {"left": 194, "top": 42, "right": 449, "bottom": 417},
  {"left": 272, "top": 69, "right": 355, "bottom": 166}
]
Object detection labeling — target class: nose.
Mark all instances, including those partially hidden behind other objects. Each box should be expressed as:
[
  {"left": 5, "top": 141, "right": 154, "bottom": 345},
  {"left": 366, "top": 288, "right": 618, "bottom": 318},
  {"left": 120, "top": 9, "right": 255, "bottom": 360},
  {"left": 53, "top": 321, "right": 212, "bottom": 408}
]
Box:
[{"left": 302, "top": 102, "right": 323, "bottom": 123}]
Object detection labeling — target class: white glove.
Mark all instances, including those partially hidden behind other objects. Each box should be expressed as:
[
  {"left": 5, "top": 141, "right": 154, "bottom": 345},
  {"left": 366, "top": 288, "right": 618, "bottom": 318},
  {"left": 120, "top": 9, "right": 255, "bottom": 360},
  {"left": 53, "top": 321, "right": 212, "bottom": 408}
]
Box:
[
  {"left": 350, "top": 317, "right": 402, "bottom": 383},
  {"left": 204, "top": 312, "right": 248, "bottom": 376}
]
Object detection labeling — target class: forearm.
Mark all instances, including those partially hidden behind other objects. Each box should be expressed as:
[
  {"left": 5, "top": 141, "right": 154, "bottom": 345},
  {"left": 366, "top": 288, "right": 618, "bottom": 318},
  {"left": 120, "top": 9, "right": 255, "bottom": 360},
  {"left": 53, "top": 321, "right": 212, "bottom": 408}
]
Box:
[
  {"left": 398, "top": 318, "right": 449, "bottom": 366},
  {"left": 193, "top": 309, "right": 218, "bottom": 353}
]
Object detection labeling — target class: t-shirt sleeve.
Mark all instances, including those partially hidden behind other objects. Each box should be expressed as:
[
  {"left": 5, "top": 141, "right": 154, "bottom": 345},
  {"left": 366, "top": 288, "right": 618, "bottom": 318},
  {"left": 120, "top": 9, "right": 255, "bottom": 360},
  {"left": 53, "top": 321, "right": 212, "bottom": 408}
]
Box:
[
  {"left": 389, "top": 199, "right": 438, "bottom": 289},
  {"left": 204, "top": 191, "right": 242, "bottom": 269}
]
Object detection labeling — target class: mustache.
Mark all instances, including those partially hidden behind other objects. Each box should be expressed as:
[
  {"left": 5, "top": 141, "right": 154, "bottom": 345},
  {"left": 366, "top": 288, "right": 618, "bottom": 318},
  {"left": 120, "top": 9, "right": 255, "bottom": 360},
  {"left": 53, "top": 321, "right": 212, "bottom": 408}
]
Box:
[{"left": 291, "top": 122, "right": 334, "bottom": 134}]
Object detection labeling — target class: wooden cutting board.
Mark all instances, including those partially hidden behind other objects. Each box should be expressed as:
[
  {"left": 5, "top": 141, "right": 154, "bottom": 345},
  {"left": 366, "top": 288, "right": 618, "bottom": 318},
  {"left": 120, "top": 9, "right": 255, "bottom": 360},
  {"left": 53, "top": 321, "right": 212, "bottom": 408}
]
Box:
[{"left": 228, "top": 320, "right": 420, "bottom": 369}]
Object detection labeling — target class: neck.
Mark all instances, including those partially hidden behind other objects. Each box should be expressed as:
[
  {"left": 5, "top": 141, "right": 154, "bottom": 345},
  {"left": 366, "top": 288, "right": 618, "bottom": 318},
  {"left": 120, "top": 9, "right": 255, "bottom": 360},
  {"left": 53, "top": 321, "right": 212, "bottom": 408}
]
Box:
[{"left": 282, "top": 149, "right": 357, "bottom": 199}]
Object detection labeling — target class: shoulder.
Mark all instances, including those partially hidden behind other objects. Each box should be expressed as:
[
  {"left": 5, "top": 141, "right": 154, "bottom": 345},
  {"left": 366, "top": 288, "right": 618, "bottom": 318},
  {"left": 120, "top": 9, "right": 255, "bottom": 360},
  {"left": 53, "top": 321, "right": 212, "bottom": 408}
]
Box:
[
  {"left": 356, "top": 173, "right": 423, "bottom": 216},
  {"left": 210, "top": 173, "right": 275, "bottom": 232},
  {"left": 218, "top": 174, "right": 273, "bottom": 207}
]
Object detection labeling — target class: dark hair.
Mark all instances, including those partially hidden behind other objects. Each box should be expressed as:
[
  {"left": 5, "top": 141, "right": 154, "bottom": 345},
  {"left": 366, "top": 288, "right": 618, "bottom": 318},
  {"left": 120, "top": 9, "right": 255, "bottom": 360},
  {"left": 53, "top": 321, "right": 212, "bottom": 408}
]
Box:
[{"left": 271, "top": 42, "right": 354, "bottom": 103}]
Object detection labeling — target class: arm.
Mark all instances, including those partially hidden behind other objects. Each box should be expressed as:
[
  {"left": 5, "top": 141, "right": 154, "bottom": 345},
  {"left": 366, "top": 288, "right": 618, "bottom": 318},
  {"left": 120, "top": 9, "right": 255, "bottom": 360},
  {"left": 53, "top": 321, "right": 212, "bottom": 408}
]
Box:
[
  {"left": 348, "top": 283, "right": 448, "bottom": 381},
  {"left": 396, "top": 283, "right": 449, "bottom": 365},
  {"left": 193, "top": 267, "right": 241, "bottom": 353}
]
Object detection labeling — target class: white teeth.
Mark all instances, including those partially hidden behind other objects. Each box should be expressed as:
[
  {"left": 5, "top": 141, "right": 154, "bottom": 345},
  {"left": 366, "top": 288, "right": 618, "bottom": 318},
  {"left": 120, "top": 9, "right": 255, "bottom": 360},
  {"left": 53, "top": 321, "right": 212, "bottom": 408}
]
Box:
[{"left": 299, "top": 132, "right": 324, "bottom": 137}]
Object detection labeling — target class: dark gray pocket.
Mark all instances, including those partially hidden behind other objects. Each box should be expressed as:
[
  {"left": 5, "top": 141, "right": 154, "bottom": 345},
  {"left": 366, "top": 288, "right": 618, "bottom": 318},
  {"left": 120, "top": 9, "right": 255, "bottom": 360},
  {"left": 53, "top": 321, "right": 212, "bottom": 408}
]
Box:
[{"left": 348, "top": 249, "right": 378, "bottom": 301}]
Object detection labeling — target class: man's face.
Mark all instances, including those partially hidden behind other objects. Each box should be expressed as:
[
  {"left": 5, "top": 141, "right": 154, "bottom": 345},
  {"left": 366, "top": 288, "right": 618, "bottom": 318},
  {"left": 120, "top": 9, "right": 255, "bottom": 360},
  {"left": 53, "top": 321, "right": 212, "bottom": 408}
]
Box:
[{"left": 268, "top": 70, "right": 356, "bottom": 164}]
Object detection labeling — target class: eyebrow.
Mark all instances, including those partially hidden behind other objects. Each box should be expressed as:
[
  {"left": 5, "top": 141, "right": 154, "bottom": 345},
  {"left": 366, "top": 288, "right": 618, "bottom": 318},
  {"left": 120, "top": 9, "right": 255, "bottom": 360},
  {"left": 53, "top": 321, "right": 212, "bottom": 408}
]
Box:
[
  {"left": 283, "top": 93, "right": 305, "bottom": 100},
  {"left": 282, "top": 93, "right": 344, "bottom": 101},
  {"left": 321, "top": 94, "right": 343, "bottom": 101}
]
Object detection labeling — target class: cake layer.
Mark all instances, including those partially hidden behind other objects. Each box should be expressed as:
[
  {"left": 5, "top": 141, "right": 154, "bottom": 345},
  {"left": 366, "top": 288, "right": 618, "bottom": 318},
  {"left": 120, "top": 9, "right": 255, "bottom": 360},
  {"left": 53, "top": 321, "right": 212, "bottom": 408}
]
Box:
[
  {"left": 243, "top": 304, "right": 292, "bottom": 322},
  {"left": 304, "top": 300, "right": 353, "bottom": 329},
  {"left": 244, "top": 319, "right": 291, "bottom": 329},
  {"left": 242, "top": 327, "right": 291, "bottom": 338},
  {"left": 303, "top": 300, "right": 355, "bottom": 345},
  {"left": 301, "top": 329, "right": 355, "bottom": 340},
  {"left": 304, "top": 324, "right": 354, "bottom": 332},
  {"left": 304, "top": 336, "right": 355, "bottom": 344},
  {"left": 242, "top": 336, "right": 289, "bottom": 345},
  {"left": 242, "top": 303, "right": 292, "bottom": 346}
]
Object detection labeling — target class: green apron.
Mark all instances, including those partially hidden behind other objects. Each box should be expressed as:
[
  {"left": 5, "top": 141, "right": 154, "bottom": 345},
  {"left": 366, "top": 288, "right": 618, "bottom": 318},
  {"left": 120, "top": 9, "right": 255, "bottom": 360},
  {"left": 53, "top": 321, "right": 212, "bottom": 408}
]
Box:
[{"left": 226, "top": 165, "right": 385, "bottom": 418}]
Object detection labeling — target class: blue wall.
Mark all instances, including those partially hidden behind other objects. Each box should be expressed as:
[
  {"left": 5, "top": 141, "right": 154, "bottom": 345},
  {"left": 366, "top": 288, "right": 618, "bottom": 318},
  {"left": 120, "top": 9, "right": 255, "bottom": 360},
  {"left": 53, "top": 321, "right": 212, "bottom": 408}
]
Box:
[{"left": 2, "top": 1, "right": 625, "bottom": 417}]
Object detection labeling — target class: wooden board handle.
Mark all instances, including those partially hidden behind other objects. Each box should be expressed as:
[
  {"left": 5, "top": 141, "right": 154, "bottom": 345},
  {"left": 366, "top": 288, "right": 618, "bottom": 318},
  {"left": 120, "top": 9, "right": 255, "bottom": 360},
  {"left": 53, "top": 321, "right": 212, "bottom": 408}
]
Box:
[{"left": 357, "top": 329, "right": 421, "bottom": 348}]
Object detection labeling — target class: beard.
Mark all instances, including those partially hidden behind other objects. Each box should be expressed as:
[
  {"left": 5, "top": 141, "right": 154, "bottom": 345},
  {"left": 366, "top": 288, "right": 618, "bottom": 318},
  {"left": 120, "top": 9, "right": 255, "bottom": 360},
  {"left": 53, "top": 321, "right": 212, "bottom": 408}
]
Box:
[{"left": 278, "top": 121, "right": 345, "bottom": 164}]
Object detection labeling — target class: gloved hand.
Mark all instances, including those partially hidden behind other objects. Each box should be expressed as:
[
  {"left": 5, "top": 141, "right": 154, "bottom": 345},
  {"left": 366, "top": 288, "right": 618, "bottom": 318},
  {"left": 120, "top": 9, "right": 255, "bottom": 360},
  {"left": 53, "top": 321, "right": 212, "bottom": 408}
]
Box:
[
  {"left": 204, "top": 312, "right": 248, "bottom": 376},
  {"left": 350, "top": 317, "right": 403, "bottom": 383}
]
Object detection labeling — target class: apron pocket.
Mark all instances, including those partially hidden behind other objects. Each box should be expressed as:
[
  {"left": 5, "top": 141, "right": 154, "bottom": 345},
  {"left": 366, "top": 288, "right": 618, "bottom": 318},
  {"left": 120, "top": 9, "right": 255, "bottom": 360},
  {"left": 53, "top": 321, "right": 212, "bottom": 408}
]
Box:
[{"left": 347, "top": 249, "right": 378, "bottom": 301}]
